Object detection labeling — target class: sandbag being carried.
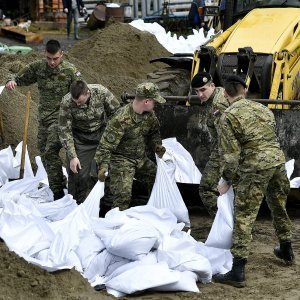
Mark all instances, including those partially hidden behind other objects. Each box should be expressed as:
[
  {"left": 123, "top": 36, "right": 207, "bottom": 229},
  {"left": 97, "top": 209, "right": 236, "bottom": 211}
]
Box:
[{"left": 147, "top": 153, "right": 190, "bottom": 227}]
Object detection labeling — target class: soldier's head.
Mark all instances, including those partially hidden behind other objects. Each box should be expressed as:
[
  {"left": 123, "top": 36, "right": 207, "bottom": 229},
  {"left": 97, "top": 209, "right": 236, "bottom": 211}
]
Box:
[
  {"left": 191, "top": 72, "right": 215, "bottom": 103},
  {"left": 45, "top": 40, "right": 63, "bottom": 69},
  {"left": 133, "top": 82, "right": 166, "bottom": 113},
  {"left": 224, "top": 75, "right": 247, "bottom": 100},
  {"left": 70, "top": 80, "right": 90, "bottom": 106}
]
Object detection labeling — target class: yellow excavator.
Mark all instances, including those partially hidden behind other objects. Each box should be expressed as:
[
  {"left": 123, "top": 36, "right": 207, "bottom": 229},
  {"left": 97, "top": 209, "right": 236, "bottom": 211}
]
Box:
[
  {"left": 148, "top": 2, "right": 300, "bottom": 107},
  {"left": 144, "top": 0, "right": 300, "bottom": 203}
]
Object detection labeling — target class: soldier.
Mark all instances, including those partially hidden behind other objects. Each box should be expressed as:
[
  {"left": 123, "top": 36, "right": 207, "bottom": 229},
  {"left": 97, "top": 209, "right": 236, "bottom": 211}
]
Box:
[
  {"left": 58, "top": 80, "right": 120, "bottom": 204},
  {"left": 5, "top": 40, "right": 82, "bottom": 200},
  {"left": 62, "top": 0, "right": 85, "bottom": 40},
  {"left": 214, "top": 75, "right": 294, "bottom": 287},
  {"left": 95, "top": 82, "right": 166, "bottom": 217},
  {"left": 191, "top": 71, "right": 229, "bottom": 217}
]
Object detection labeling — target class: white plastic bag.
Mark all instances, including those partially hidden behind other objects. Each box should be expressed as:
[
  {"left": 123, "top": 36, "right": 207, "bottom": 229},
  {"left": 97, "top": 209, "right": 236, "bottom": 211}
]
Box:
[
  {"left": 205, "top": 187, "right": 234, "bottom": 249},
  {"left": 148, "top": 155, "right": 190, "bottom": 227},
  {"left": 101, "top": 219, "right": 160, "bottom": 260},
  {"left": 162, "top": 137, "right": 201, "bottom": 184}
]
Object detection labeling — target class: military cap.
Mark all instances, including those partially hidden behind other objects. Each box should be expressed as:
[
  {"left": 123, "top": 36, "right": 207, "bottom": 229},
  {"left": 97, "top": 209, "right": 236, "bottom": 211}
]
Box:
[
  {"left": 225, "top": 75, "right": 247, "bottom": 88},
  {"left": 136, "top": 82, "right": 166, "bottom": 103},
  {"left": 191, "top": 72, "right": 213, "bottom": 88}
]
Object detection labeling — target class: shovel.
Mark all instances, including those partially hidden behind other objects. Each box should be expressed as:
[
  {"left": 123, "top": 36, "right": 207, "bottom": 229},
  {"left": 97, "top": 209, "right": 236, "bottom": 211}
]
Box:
[{"left": 19, "top": 91, "right": 31, "bottom": 179}]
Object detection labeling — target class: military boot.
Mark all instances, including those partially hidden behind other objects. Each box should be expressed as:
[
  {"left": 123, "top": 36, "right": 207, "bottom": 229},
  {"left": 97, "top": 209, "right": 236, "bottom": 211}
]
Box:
[
  {"left": 213, "top": 257, "right": 246, "bottom": 288},
  {"left": 74, "top": 25, "right": 80, "bottom": 40},
  {"left": 67, "top": 26, "right": 71, "bottom": 39},
  {"left": 274, "top": 240, "right": 295, "bottom": 265}
]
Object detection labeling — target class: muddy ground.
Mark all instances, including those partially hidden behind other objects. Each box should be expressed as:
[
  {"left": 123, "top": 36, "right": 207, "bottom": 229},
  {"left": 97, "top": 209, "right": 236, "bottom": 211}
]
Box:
[{"left": 0, "top": 22, "right": 299, "bottom": 300}]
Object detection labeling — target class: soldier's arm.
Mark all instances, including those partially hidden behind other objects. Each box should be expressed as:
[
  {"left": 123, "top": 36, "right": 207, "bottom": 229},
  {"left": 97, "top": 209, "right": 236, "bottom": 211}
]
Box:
[
  {"left": 69, "top": 65, "right": 83, "bottom": 82},
  {"left": 219, "top": 114, "right": 241, "bottom": 184},
  {"left": 94, "top": 118, "right": 124, "bottom": 168},
  {"left": 58, "top": 96, "right": 77, "bottom": 159},
  {"left": 9, "top": 61, "right": 39, "bottom": 87},
  {"left": 147, "top": 116, "right": 163, "bottom": 151},
  {"left": 101, "top": 87, "right": 121, "bottom": 118}
]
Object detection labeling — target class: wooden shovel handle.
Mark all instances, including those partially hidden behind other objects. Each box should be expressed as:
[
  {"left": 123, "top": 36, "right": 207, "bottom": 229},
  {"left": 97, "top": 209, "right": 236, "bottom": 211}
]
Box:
[{"left": 20, "top": 91, "right": 31, "bottom": 179}]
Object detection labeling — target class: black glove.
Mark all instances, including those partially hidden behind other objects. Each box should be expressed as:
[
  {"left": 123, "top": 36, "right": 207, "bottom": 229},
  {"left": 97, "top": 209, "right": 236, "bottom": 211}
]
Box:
[
  {"left": 98, "top": 167, "right": 108, "bottom": 182},
  {"left": 155, "top": 145, "right": 166, "bottom": 159}
]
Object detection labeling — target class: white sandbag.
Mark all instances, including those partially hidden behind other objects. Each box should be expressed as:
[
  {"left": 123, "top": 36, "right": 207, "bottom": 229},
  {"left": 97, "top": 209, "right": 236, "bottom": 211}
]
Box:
[
  {"left": 47, "top": 207, "right": 94, "bottom": 271},
  {"left": 290, "top": 177, "right": 300, "bottom": 188},
  {"left": 84, "top": 249, "right": 130, "bottom": 281},
  {"left": 101, "top": 218, "right": 160, "bottom": 260},
  {"left": 105, "top": 262, "right": 180, "bottom": 295},
  {"left": 205, "top": 187, "right": 234, "bottom": 249},
  {"left": 75, "top": 234, "right": 105, "bottom": 271},
  {"left": 148, "top": 154, "right": 190, "bottom": 227},
  {"left": 24, "top": 185, "right": 54, "bottom": 203},
  {"left": 162, "top": 137, "right": 201, "bottom": 184},
  {"left": 35, "top": 156, "right": 49, "bottom": 184},
  {"left": 0, "top": 199, "right": 54, "bottom": 256},
  {"left": 124, "top": 205, "right": 179, "bottom": 236},
  {"left": 14, "top": 142, "right": 34, "bottom": 178},
  {"left": 81, "top": 181, "right": 104, "bottom": 218},
  {"left": 0, "top": 146, "right": 16, "bottom": 185},
  {"left": 151, "top": 270, "right": 199, "bottom": 293},
  {"left": 285, "top": 159, "right": 294, "bottom": 180},
  {"left": 33, "top": 194, "right": 77, "bottom": 221},
  {"left": 197, "top": 242, "right": 233, "bottom": 275},
  {"left": 157, "top": 234, "right": 212, "bottom": 283}
]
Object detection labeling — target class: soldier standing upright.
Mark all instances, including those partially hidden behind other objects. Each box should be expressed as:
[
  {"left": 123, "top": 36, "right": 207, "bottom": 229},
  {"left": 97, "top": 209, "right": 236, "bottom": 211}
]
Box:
[
  {"left": 214, "top": 75, "right": 294, "bottom": 287},
  {"left": 62, "top": 0, "right": 85, "bottom": 40},
  {"left": 59, "top": 80, "right": 120, "bottom": 204},
  {"left": 5, "top": 40, "right": 82, "bottom": 200},
  {"left": 191, "top": 71, "right": 229, "bottom": 217},
  {"left": 95, "top": 82, "right": 166, "bottom": 217}
]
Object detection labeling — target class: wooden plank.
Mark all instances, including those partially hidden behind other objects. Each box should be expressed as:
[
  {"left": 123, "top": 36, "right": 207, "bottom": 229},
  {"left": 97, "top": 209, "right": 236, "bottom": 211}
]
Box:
[{"left": 0, "top": 26, "right": 44, "bottom": 44}]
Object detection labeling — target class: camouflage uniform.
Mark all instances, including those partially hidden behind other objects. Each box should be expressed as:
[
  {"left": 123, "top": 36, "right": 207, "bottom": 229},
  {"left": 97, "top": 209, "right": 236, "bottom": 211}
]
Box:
[
  {"left": 219, "top": 96, "right": 293, "bottom": 259},
  {"left": 59, "top": 84, "right": 120, "bottom": 203},
  {"left": 95, "top": 102, "right": 162, "bottom": 210},
  {"left": 199, "top": 87, "right": 229, "bottom": 216},
  {"left": 11, "top": 59, "right": 82, "bottom": 195}
]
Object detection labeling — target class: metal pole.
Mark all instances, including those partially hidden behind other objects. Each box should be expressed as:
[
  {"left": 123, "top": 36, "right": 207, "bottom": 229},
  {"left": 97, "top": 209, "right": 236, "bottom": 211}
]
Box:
[{"left": 121, "top": 93, "right": 300, "bottom": 106}]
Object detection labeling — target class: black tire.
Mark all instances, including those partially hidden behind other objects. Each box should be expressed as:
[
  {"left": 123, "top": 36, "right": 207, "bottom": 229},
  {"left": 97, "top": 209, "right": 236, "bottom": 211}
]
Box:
[{"left": 147, "top": 67, "right": 191, "bottom": 97}]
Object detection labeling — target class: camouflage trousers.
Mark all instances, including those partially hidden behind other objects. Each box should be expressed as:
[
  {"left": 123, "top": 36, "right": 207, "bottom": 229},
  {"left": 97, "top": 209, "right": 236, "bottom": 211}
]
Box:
[
  {"left": 232, "top": 164, "right": 293, "bottom": 259},
  {"left": 38, "top": 123, "right": 64, "bottom": 194},
  {"left": 66, "top": 131, "right": 100, "bottom": 204},
  {"left": 199, "top": 150, "right": 221, "bottom": 217},
  {"left": 102, "top": 155, "right": 157, "bottom": 211}
]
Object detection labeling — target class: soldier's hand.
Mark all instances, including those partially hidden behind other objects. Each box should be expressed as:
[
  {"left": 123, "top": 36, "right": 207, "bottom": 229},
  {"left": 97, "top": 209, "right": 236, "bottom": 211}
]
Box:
[
  {"left": 70, "top": 157, "right": 81, "bottom": 173},
  {"left": 5, "top": 80, "right": 17, "bottom": 91},
  {"left": 155, "top": 145, "right": 166, "bottom": 159},
  {"left": 218, "top": 181, "right": 230, "bottom": 195},
  {"left": 98, "top": 167, "right": 108, "bottom": 182}
]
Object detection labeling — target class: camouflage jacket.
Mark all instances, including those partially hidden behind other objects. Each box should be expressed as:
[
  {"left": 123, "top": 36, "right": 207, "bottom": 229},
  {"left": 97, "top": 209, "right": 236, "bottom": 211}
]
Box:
[
  {"left": 11, "top": 59, "right": 82, "bottom": 126},
  {"left": 59, "top": 84, "right": 120, "bottom": 160},
  {"left": 219, "top": 96, "right": 285, "bottom": 183},
  {"left": 95, "top": 103, "right": 162, "bottom": 168},
  {"left": 202, "top": 87, "right": 229, "bottom": 151}
]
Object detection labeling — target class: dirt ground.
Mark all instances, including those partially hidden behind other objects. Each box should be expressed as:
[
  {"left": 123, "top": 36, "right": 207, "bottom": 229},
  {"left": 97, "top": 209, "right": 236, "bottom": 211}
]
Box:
[{"left": 0, "top": 21, "right": 299, "bottom": 299}]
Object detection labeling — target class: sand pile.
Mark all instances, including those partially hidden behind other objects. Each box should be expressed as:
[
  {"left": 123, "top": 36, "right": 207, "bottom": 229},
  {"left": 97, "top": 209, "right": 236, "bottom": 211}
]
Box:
[{"left": 0, "top": 22, "right": 170, "bottom": 158}]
